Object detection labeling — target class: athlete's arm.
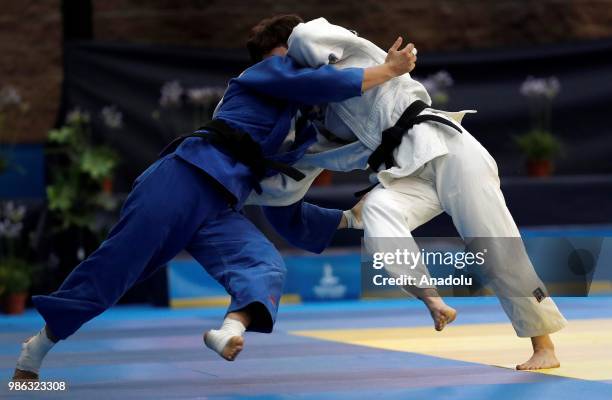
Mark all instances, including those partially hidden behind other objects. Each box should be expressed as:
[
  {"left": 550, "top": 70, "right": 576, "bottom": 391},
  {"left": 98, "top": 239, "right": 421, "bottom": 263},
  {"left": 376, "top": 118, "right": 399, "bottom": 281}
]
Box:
[
  {"left": 235, "top": 56, "right": 363, "bottom": 105},
  {"left": 287, "top": 17, "right": 416, "bottom": 93},
  {"left": 234, "top": 38, "right": 415, "bottom": 105}
]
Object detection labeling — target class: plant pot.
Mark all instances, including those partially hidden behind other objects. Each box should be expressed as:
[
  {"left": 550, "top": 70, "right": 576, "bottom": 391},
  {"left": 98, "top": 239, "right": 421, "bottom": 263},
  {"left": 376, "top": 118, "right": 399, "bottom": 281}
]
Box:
[
  {"left": 3, "top": 292, "right": 28, "bottom": 314},
  {"left": 313, "top": 170, "right": 333, "bottom": 186},
  {"left": 526, "top": 159, "right": 553, "bottom": 177}
]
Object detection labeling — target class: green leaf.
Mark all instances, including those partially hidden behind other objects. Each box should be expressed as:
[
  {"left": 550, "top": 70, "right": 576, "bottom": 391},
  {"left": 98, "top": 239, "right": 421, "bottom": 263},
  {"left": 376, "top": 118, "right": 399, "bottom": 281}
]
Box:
[
  {"left": 48, "top": 126, "right": 75, "bottom": 144},
  {"left": 514, "top": 130, "right": 563, "bottom": 161},
  {"left": 432, "top": 92, "right": 449, "bottom": 106},
  {"left": 79, "top": 147, "right": 118, "bottom": 181},
  {"left": 0, "top": 259, "right": 31, "bottom": 293},
  {"left": 46, "top": 183, "right": 76, "bottom": 212}
]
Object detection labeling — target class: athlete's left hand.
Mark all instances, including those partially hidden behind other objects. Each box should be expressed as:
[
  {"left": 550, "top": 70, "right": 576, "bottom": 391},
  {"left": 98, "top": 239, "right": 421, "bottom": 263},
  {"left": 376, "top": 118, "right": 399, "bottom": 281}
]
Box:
[{"left": 339, "top": 196, "right": 366, "bottom": 230}]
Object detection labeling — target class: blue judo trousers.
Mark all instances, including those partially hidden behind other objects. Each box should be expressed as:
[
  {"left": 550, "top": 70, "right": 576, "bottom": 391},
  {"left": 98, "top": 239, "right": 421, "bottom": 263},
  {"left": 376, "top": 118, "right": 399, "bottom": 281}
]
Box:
[
  {"left": 33, "top": 55, "right": 364, "bottom": 340},
  {"left": 35, "top": 154, "right": 296, "bottom": 337}
]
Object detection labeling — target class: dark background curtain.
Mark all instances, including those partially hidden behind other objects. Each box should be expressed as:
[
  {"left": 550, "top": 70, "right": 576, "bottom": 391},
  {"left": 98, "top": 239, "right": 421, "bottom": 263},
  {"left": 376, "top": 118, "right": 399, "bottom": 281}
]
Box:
[{"left": 60, "top": 38, "right": 612, "bottom": 192}]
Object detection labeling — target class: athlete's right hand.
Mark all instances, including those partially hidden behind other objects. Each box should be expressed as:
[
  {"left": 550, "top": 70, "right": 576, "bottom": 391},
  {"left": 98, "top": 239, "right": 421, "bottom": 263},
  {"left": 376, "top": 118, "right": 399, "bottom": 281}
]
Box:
[
  {"left": 362, "top": 39, "right": 417, "bottom": 92},
  {"left": 349, "top": 194, "right": 367, "bottom": 230},
  {"left": 384, "top": 37, "right": 417, "bottom": 76}
]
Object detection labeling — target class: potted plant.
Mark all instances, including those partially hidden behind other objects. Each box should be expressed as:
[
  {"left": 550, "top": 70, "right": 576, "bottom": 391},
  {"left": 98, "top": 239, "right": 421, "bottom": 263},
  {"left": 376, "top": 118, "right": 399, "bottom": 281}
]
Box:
[
  {"left": 514, "top": 130, "right": 562, "bottom": 177},
  {"left": 46, "top": 108, "right": 120, "bottom": 235},
  {"left": 0, "top": 259, "right": 31, "bottom": 314},
  {"left": 517, "top": 76, "right": 562, "bottom": 177},
  {"left": 0, "top": 201, "right": 32, "bottom": 314},
  {"left": 38, "top": 107, "right": 122, "bottom": 292}
]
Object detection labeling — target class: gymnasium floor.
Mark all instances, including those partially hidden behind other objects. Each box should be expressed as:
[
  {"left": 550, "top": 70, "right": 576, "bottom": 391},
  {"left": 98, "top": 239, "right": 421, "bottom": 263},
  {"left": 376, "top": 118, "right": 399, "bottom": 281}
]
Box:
[{"left": 1, "top": 296, "right": 611, "bottom": 399}]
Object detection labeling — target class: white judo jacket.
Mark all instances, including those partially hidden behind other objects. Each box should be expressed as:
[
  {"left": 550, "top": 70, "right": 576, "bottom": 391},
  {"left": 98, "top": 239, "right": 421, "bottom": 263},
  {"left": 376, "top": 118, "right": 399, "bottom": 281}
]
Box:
[{"left": 246, "top": 18, "right": 474, "bottom": 206}]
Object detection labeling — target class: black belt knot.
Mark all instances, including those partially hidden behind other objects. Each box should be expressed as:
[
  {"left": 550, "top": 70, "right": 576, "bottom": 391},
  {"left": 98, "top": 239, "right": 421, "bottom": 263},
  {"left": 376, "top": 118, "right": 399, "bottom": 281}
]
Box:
[
  {"left": 159, "top": 119, "right": 305, "bottom": 195},
  {"left": 367, "top": 100, "right": 462, "bottom": 172},
  {"left": 356, "top": 100, "right": 463, "bottom": 197}
]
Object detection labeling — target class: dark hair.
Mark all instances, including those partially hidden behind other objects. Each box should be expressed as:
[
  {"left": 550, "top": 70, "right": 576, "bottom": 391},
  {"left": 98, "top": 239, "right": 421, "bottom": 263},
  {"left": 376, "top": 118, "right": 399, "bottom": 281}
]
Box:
[{"left": 246, "top": 14, "right": 303, "bottom": 64}]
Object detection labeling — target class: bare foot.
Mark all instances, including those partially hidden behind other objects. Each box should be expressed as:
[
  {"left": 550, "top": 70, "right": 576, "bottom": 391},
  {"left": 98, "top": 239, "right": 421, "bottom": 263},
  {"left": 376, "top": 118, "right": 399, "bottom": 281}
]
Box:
[
  {"left": 429, "top": 304, "right": 457, "bottom": 331},
  {"left": 221, "top": 336, "right": 244, "bottom": 361},
  {"left": 13, "top": 368, "right": 39, "bottom": 381},
  {"left": 517, "top": 334, "right": 560, "bottom": 370},
  {"left": 204, "top": 331, "right": 244, "bottom": 361},
  {"left": 417, "top": 289, "right": 457, "bottom": 331},
  {"left": 516, "top": 348, "right": 560, "bottom": 370}
]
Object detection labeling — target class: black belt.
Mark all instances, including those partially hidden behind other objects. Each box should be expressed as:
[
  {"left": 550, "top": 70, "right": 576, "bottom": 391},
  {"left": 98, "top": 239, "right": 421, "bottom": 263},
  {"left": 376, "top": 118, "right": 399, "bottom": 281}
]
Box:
[
  {"left": 159, "top": 119, "right": 306, "bottom": 195},
  {"left": 356, "top": 100, "right": 463, "bottom": 197},
  {"left": 367, "top": 100, "right": 462, "bottom": 172}
]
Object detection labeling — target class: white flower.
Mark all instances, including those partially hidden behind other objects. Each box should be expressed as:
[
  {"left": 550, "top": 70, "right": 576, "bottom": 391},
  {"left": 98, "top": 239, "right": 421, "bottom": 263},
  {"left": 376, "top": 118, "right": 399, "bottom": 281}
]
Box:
[
  {"left": 0, "top": 201, "right": 26, "bottom": 239},
  {"left": 2, "top": 221, "right": 22, "bottom": 239},
  {"left": 66, "top": 108, "right": 91, "bottom": 125},
  {"left": 421, "top": 77, "right": 438, "bottom": 94},
  {"left": 0, "top": 86, "right": 22, "bottom": 109},
  {"left": 3, "top": 201, "right": 26, "bottom": 223},
  {"left": 432, "top": 70, "right": 453, "bottom": 88},
  {"left": 159, "top": 80, "right": 184, "bottom": 107},
  {"left": 100, "top": 105, "right": 123, "bottom": 129},
  {"left": 545, "top": 77, "right": 561, "bottom": 99},
  {"left": 186, "top": 88, "right": 210, "bottom": 105},
  {"left": 520, "top": 76, "right": 561, "bottom": 99},
  {"left": 77, "top": 246, "right": 85, "bottom": 261},
  {"left": 421, "top": 70, "right": 453, "bottom": 95},
  {"left": 520, "top": 76, "right": 543, "bottom": 97},
  {"left": 420, "top": 70, "right": 453, "bottom": 105},
  {"left": 187, "top": 87, "right": 225, "bottom": 105}
]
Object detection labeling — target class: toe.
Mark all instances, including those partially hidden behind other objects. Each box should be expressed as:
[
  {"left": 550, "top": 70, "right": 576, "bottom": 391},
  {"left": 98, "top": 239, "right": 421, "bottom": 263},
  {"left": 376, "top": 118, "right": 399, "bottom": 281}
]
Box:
[{"left": 516, "top": 362, "right": 530, "bottom": 370}]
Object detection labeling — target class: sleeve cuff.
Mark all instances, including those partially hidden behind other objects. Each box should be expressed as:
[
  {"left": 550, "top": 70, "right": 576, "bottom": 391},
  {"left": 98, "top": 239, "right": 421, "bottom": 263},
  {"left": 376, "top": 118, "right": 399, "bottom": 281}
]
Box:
[
  {"left": 310, "top": 208, "right": 343, "bottom": 254},
  {"left": 344, "top": 67, "right": 364, "bottom": 97}
]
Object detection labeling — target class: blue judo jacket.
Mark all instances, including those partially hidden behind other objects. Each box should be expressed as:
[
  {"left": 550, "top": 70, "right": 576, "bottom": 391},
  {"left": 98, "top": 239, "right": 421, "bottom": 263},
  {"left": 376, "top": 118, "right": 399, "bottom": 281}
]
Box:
[{"left": 174, "top": 55, "right": 364, "bottom": 252}]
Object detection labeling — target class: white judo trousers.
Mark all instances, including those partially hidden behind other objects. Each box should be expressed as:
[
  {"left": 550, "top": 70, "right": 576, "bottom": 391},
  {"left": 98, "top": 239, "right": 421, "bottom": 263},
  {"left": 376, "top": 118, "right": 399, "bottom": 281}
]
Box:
[{"left": 361, "top": 126, "right": 568, "bottom": 338}]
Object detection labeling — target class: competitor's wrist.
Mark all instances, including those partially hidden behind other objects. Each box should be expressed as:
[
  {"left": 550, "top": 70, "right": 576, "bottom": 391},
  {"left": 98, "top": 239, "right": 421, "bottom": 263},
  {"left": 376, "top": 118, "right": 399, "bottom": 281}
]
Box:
[
  {"left": 362, "top": 64, "right": 396, "bottom": 92},
  {"left": 338, "top": 213, "right": 348, "bottom": 229},
  {"left": 382, "top": 62, "right": 401, "bottom": 79},
  {"left": 342, "top": 209, "right": 359, "bottom": 229}
]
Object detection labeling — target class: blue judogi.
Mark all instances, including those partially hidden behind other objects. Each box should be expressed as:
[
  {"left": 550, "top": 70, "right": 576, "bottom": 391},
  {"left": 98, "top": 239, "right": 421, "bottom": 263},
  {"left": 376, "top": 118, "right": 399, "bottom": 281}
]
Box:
[
  {"left": 176, "top": 55, "right": 363, "bottom": 207},
  {"left": 33, "top": 56, "right": 364, "bottom": 339}
]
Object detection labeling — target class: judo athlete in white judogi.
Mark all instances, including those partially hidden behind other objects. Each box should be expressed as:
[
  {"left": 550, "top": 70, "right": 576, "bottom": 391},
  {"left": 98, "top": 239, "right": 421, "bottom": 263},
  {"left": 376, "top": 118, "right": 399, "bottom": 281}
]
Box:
[{"left": 247, "top": 17, "right": 567, "bottom": 370}]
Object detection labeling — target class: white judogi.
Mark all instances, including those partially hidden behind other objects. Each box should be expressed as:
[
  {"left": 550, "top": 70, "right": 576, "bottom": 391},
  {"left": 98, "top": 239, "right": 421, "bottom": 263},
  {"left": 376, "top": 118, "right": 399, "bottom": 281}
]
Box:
[{"left": 248, "top": 18, "right": 567, "bottom": 337}]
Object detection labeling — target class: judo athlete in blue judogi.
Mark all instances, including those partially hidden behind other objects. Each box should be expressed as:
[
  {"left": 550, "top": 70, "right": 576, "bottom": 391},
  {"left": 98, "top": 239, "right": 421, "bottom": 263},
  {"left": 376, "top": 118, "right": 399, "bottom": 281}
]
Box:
[{"left": 13, "top": 14, "right": 418, "bottom": 380}]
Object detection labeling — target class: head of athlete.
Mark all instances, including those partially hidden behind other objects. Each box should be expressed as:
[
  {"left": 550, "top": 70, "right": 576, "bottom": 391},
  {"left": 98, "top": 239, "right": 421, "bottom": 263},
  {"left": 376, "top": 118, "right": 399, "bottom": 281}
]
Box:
[{"left": 247, "top": 14, "right": 303, "bottom": 64}]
